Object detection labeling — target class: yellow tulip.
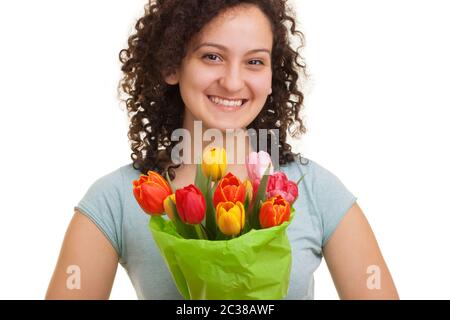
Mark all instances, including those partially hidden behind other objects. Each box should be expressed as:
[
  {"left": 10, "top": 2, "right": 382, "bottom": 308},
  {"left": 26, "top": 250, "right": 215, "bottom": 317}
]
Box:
[
  {"left": 216, "top": 201, "right": 245, "bottom": 236},
  {"left": 163, "top": 194, "right": 177, "bottom": 221},
  {"left": 243, "top": 179, "right": 253, "bottom": 204},
  {"left": 202, "top": 147, "right": 227, "bottom": 181}
]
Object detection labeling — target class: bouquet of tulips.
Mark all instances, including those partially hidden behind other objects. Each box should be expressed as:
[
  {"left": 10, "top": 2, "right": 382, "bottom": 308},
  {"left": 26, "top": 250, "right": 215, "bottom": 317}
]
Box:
[{"left": 132, "top": 149, "right": 304, "bottom": 300}]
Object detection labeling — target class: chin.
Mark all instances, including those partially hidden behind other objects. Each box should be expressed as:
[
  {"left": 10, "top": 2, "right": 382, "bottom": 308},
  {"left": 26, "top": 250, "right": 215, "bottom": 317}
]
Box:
[{"left": 203, "top": 118, "right": 247, "bottom": 131}]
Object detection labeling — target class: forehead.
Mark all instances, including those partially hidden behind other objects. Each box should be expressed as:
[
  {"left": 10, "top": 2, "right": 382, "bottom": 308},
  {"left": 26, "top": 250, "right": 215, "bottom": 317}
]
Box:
[{"left": 190, "top": 5, "right": 273, "bottom": 52}]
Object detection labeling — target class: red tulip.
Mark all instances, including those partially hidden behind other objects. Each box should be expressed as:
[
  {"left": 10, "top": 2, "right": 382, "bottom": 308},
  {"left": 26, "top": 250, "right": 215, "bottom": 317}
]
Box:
[
  {"left": 266, "top": 172, "right": 298, "bottom": 203},
  {"left": 213, "top": 172, "right": 246, "bottom": 208},
  {"left": 132, "top": 171, "right": 172, "bottom": 215},
  {"left": 175, "top": 184, "right": 206, "bottom": 224},
  {"left": 259, "top": 195, "right": 291, "bottom": 228}
]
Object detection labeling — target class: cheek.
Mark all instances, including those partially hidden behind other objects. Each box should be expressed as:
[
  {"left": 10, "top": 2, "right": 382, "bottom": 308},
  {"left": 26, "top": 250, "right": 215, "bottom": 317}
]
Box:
[
  {"left": 181, "top": 64, "right": 217, "bottom": 94},
  {"left": 249, "top": 70, "right": 272, "bottom": 96}
]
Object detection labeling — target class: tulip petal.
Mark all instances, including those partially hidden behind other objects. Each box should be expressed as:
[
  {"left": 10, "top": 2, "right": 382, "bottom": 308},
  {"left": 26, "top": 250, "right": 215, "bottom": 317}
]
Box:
[
  {"left": 175, "top": 184, "right": 206, "bottom": 224},
  {"left": 218, "top": 213, "right": 241, "bottom": 236},
  {"left": 141, "top": 182, "right": 166, "bottom": 214},
  {"left": 216, "top": 201, "right": 245, "bottom": 236},
  {"left": 246, "top": 151, "right": 274, "bottom": 181},
  {"left": 202, "top": 148, "right": 227, "bottom": 181},
  {"left": 213, "top": 173, "right": 245, "bottom": 207},
  {"left": 260, "top": 203, "right": 276, "bottom": 228}
]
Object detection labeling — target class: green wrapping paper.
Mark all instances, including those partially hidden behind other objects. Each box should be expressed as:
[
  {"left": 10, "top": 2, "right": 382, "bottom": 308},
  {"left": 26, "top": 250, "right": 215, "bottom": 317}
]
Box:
[{"left": 148, "top": 213, "right": 294, "bottom": 300}]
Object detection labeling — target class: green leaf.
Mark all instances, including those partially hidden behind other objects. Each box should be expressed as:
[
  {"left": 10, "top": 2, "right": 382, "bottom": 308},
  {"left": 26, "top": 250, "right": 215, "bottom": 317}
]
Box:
[
  {"left": 212, "top": 180, "right": 219, "bottom": 194},
  {"left": 296, "top": 173, "right": 307, "bottom": 185},
  {"left": 204, "top": 175, "right": 216, "bottom": 240},
  {"left": 193, "top": 162, "right": 215, "bottom": 240},
  {"left": 249, "top": 165, "right": 271, "bottom": 230},
  {"left": 242, "top": 195, "right": 251, "bottom": 234},
  {"left": 194, "top": 162, "right": 208, "bottom": 193},
  {"left": 244, "top": 192, "right": 250, "bottom": 211}
]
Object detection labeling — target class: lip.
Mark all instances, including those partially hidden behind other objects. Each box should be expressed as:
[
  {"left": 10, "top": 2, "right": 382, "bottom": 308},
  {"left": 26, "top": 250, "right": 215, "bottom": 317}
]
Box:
[
  {"left": 206, "top": 95, "right": 249, "bottom": 113},
  {"left": 208, "top": 95, "right": 249, "bottom": 101}
]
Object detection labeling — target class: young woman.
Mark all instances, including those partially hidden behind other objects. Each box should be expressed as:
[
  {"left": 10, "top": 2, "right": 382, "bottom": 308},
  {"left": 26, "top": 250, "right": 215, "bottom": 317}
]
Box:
[{"left": 46, "top": 0, "right": 399, "bottom": 299}]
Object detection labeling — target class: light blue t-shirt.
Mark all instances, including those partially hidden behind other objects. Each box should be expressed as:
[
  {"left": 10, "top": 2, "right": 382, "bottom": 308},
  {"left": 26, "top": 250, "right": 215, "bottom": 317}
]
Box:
[{"left": 74, "top": 155, "right": 357, "bottom": 300}]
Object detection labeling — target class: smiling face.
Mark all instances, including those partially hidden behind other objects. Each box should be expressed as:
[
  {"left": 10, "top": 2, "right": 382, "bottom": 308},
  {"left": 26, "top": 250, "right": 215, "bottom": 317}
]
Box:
[{"left": 165, "top": 4, "right": 274, "bottom": 131}]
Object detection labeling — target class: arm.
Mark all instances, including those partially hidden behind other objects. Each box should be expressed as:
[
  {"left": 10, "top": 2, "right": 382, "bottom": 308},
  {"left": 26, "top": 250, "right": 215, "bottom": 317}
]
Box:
[
  {"left": 45, "top": 211, "right": 119, "bottom": 299},
  {"left": 323, "top": 202, "right": 399, "bottom": 299}
]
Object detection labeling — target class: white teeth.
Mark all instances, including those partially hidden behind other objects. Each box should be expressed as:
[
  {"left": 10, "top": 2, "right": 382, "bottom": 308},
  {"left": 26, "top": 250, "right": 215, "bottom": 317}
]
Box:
[{"left": 209, "top": 96, "right": 244, "bottom": 107}]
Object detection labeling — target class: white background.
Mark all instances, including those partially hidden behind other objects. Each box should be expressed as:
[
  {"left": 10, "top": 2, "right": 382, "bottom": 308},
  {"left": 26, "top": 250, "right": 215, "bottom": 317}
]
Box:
[{"left": 0, "top": 0, "right": 449, "bottom": 299}]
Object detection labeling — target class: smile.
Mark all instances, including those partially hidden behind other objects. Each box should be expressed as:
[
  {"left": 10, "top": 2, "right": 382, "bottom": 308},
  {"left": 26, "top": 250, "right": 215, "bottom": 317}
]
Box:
[{"left": 207, "top": 95, "right": 249, "bottom": 108}]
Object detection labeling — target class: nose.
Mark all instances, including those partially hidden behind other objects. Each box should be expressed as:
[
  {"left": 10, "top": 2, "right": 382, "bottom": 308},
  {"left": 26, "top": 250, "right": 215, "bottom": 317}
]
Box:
[{"left": 218, "top": 63, "right": 245, "bottom": 93}]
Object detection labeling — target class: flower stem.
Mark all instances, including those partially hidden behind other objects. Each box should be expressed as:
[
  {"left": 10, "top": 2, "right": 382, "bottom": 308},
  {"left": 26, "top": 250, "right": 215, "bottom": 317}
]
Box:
[{"left": 194, "top": 224, "right": 207, "bottom": 240}]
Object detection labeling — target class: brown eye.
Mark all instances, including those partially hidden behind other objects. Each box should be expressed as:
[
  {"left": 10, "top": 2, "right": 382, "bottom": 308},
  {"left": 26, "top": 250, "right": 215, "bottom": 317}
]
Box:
[
  {"left": 203, "top": 54, "right": 221, "bottom": 62},
  {"left": 249, "top": 59, "right": 264, "bottom": 65}
]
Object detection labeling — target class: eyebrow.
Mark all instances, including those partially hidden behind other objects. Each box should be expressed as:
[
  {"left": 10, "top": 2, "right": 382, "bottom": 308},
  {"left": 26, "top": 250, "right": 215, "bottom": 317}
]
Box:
[{"left": 193, "top": 42, "right": 272, "bottom": 56}]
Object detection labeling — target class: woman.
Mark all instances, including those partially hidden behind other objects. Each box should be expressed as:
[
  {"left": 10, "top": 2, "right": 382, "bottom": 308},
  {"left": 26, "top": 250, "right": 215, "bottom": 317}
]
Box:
[{"left": 46, "top": 0, "right": 399, "bottom": 299}]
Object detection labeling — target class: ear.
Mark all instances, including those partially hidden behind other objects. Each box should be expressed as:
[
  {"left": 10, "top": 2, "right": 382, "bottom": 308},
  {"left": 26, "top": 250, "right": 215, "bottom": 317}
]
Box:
[{"left": 163, "top": 70, "right": 180, "bottom": 85}]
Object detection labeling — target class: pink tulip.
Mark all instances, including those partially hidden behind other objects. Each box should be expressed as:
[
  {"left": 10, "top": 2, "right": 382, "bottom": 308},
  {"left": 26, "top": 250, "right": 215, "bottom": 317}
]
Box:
[
  {"left": 251, "top": 178, "right": 261, "bottom": 201},
  {"left": 266, "top": 172, "right": 299, "bottom": 203},
  {"left": 245, "top": 151, "right": 274, "bottom": 182}
]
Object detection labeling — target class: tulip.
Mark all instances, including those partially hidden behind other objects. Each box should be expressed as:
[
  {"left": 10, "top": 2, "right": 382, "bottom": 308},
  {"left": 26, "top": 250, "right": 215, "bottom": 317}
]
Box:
[
  {"left": 163, "top": 194, "right": 177, "bottom": 221},
  {"left": 132, "top": 171, "right": 172, "bottom": 215},
  {"left": 213, "top": 172, "right": 246, "bottom": 208},
  {"left": 243, "top": 179, "right": 253, "bottom": 204},
  {"left": 202, "top": 147, "right": 227, "bottom": 181},
  {"left": 216, "top": 201, "right": 245, "bottom": 236},
  {"left": 259, "top": 195, "right": 291, "bottom": 228},
  {"left": 266, "top": 172, "right": 299, "bottom": 203},
  {"left": 245, "top": 151, "right": 274, "bottom": 182},
  {"left": 164, "top": 193, "right": 203, "bottom": 239},
  {"left": 175, "top": 185, "right": 206, "bottom": 225}
]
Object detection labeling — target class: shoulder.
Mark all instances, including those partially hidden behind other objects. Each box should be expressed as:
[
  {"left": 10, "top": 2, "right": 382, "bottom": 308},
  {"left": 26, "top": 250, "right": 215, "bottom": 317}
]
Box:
[
  {"left": 86, "top": 163, "right": 141, "bottom": 195},
  {"left": 280, "top": 154, "right": 340, "bottom": 187},
  {"left": 281, "top": 154, "right": 352, "bottom": 187},
  {"left": 75, "top": 163, "right": 139, "bottom": 218},
  {"left": 75, "top": 163, "right": 142, "bottom": 260}
]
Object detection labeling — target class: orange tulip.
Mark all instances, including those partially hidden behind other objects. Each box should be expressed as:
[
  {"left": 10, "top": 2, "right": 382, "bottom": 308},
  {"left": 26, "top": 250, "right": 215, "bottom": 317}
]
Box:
[
  {"left": 213, "top": 172, "right": 246, "bottom": 208},
  {"left": 259, "top": 195, "right": 291, "bottom": 228},
  {"left": 216, "top": 201, "right": 245, "bottom": 236},
  {"left": 132, "top": 171, "right": 172, "bottom": 215}
]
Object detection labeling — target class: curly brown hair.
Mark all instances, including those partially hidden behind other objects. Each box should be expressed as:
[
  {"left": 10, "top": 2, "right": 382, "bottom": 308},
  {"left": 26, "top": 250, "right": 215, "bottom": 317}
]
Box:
[{"left": 119, "top": 0, "right": 309, "bottom": 178}]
